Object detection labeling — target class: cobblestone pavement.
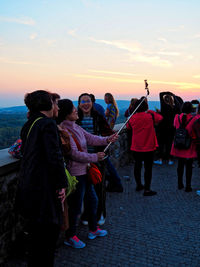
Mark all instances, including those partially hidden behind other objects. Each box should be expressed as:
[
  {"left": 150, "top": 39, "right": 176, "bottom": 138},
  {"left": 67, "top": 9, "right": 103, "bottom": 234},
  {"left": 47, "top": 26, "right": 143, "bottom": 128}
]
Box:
[{"left": 5, "top": 160, "right": 200, "bottom": 267}]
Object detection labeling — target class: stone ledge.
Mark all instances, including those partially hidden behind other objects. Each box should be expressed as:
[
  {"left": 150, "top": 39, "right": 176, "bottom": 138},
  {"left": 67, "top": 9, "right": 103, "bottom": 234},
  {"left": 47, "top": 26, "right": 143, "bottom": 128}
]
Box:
[{"left": 0, "top": 149, "right": 20, "bottom": 177}]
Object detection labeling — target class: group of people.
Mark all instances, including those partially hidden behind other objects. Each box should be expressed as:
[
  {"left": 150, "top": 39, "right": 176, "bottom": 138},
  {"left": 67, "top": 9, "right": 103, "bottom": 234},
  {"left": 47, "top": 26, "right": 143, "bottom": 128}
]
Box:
[
  {"left": 125, "top": 92, "right": 200, "bottom": 195},
  {"left": 16, "top": 90, "right": 120, "bottom": 267},
  {"left": 16, "top": 89, "right": 200, "bottom": 266}
]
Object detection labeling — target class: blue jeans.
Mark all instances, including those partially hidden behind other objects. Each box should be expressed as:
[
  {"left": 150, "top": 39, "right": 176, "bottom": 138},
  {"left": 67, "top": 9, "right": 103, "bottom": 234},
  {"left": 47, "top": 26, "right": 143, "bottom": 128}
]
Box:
[
  {"left": 105, "top": 157, "right": 122, "bottom": 187},
  {"left": 65, "top": 174, "right": 98, "bottom": 238}
]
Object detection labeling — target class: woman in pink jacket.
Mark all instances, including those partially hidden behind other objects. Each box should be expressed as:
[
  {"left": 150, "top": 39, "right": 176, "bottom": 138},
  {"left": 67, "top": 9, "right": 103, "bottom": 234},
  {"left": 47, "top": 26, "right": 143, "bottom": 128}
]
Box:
[
  {"left": 171, "top": 101, "right": 197, "bottom": 192},
  {"left": 57, "top": 99, "right": 117, "bottom": 249}
]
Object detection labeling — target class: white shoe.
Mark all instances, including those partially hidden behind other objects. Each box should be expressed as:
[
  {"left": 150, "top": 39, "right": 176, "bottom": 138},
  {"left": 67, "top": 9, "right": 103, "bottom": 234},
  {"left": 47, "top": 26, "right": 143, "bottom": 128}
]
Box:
[
  {"left": 97, "top": 215, "right": 105, "bottom": 226},
  {"left": 154, "top": 160, "right": 162, "bottom": 165},
  {"left": 81, "top": 220, "right": 88, "bottom": 226}
]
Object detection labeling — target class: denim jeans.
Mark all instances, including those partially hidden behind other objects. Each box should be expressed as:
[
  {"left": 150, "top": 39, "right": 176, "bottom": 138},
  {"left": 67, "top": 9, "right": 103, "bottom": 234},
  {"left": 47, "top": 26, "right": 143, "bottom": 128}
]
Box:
[
  {"left": 65, "top": 174, "right": 98, "bottom": 238},
  {"left": 105, "top": 157, "right": 122, "bottom": 187}
]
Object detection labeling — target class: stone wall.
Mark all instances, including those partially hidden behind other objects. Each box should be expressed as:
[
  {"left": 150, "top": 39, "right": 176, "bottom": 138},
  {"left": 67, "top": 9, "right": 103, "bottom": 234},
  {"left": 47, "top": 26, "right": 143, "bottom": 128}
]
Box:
[
  {"left": 0, "top": 124, "right": 131, "bottom": 264},
  {"left": 0, "top": 149, "right": 21, "bottom": 264}
]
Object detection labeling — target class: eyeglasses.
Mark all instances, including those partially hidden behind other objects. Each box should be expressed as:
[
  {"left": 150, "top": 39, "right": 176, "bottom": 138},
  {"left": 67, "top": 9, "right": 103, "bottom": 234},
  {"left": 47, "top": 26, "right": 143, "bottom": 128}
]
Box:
[{"left": 80, "top": 100, "right": 91, "bottom": 104}]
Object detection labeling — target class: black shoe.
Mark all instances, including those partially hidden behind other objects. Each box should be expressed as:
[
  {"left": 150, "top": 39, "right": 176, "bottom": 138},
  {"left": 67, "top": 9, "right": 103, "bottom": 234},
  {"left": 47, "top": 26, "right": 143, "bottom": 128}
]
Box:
[
  {"left": 178, "top": 184, "right": 184, "bottom": 190},
  {"left": 106, "top": 185, "right": 123, "bottom": 193},
  {"left": 143, "top": 190, "right": 157, "bottom": 196},
  {"left": 185, "top": 187, "right": 192, "bottom": 192},
  {"left": 136, "top": 184, "right": 144, "bottom": 191}
]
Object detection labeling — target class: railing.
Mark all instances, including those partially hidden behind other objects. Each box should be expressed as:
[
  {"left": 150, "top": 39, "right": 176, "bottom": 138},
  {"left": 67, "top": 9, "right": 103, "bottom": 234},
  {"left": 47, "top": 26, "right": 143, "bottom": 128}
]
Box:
[{"left": 0, "top": 124, "right": 130, "bottom": 264}]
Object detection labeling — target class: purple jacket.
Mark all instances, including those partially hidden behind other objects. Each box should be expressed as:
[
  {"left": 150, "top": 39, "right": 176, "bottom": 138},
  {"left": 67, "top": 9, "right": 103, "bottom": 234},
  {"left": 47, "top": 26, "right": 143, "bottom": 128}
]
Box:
[{"left": 60, "top": 120, "right": 108, "bottom": 176}]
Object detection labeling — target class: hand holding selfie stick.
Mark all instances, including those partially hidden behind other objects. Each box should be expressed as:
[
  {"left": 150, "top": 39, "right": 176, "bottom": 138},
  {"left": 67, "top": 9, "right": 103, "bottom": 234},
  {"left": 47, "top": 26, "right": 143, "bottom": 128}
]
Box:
[{"left": 103, "top": 80, "right": 150, "bottom": 154}]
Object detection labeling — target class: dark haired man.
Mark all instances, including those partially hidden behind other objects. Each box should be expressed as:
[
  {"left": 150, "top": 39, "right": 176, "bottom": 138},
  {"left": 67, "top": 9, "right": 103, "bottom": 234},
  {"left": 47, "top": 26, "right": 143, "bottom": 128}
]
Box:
[{"left": 17, "top": 90, "right": 67, "bottom": 267}]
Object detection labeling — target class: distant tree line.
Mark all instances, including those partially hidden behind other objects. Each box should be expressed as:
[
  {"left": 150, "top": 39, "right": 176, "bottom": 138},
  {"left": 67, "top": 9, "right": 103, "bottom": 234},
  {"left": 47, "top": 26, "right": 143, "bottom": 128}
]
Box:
[
  {"left": 0, "top": 113, "right": 27, "bottom": 149},
  {"left": 0, "top": 109, "right": 127, "bottom": 150}
]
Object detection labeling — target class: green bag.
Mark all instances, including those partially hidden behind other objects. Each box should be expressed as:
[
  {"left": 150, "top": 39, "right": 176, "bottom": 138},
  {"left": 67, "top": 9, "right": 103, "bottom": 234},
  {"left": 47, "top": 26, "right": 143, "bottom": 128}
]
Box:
[{"left": 65, "top": 168, "right": 78, "bottom": 197}]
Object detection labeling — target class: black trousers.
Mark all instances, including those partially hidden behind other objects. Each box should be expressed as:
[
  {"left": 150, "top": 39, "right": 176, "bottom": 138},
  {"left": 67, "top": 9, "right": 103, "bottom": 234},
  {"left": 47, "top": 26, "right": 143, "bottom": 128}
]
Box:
[
  {"left": 132, "top": 151, "right": 154, "bottom": 191},
  {"left": 177, "top": 157, "right": 193, "bottom": 188},
  {"left": 27, "top": 222, "right": 60, "bottom": 267}
]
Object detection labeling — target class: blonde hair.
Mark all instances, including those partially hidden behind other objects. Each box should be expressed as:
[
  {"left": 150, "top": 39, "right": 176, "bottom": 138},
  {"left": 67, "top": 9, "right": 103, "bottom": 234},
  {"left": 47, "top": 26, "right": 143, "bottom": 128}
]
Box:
[{"left": 105, "top": 92, "right": 119, "bottom": 117}]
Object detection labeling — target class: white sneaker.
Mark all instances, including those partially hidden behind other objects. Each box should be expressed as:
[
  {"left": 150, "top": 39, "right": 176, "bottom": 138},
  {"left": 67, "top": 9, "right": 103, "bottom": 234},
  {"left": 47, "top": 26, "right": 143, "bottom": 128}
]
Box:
[
  {"left": 81, "top": 220, "right": 88, "bottom": 226},
  {"left": 97, "top": 215, "right": 105, "bottom": 226},
  {"left": 154, "top": 160, "right": 162, "bottom": 165}
]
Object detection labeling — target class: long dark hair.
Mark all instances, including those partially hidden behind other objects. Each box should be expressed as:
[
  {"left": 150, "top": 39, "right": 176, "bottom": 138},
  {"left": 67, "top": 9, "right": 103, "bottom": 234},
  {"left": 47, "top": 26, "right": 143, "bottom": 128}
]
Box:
[
  {"left": 181, "top": 101, "right": 193, "bottom": 127},
  {"left": 57, "top": 99, "right": 74, "bottom": 124}
]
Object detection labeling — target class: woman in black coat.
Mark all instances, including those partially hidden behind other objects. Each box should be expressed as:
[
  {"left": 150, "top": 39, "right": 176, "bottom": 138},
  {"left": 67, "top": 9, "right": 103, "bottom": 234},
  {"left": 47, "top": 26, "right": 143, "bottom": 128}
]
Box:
[{"left": 17, "top": 90, "right": 67, "bottom": 267}]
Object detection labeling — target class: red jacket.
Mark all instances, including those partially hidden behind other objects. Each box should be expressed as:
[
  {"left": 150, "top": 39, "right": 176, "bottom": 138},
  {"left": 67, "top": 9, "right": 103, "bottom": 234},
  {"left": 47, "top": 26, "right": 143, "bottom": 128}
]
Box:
[{"left": 126, "top": 111, "right": 163, "bottom": 152}]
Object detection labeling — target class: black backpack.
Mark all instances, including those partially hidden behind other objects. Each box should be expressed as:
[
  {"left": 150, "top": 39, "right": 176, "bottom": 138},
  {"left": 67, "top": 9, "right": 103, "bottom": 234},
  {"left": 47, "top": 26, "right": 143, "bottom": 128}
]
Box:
[{"left": 174, "top": 115, "right": 193, "bottom": 149}]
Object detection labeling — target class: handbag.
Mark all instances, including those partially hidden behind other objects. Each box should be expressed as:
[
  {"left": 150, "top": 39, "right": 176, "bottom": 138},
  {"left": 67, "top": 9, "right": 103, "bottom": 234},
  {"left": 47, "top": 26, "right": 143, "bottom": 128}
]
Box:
[
  {"left": 8, "top": 117, "right": 43, "bottom": 159},
  {"left": 87, "top": 163, "right": 102, "bottom": 185},
  {"left": 65, "top": 168, "right": 78, "bottom": 197},
  {"left": 67, "top": 128, "right": 102, "bottom": 185}
]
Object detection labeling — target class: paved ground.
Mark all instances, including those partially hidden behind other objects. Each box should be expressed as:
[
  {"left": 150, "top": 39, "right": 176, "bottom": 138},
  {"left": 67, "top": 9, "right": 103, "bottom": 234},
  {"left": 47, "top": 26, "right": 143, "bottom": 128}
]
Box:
[{"left": 4, "top": 160, "right": 200, "bottom": 267}]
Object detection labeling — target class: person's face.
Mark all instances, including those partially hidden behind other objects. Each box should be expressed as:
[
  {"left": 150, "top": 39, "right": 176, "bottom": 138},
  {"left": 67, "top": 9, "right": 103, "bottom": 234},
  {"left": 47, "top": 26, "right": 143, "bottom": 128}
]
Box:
[
  {"left": 52, "top": 98, "right": 60, "bottom": 118},
  {"left": 66, "top": 105, "right": 78, "bottom": 121},
  {"left": 104, "top": 95, "right": 109, "bottom": 104},
  {"left": 79, "top": 95, "right": 92, "bottom": 115}
]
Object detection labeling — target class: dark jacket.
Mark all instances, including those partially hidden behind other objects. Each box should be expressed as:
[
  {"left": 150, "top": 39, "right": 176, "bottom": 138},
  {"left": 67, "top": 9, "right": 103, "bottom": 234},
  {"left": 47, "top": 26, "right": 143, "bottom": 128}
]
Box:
[
  {"left": 76, "top": 109, "right": 114, "bottom": 153},
  {"left": 17, "top": 112, "right": 68, "bottom": 225},
  {"left": 77, "top": 109, "right": 114, "bottom": 137}
]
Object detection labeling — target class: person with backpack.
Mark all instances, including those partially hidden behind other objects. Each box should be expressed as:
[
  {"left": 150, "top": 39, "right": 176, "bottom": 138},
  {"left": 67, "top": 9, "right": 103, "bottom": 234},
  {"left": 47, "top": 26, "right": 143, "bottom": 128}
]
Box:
[{"left": 170, "top": 101, "right": 197, "bottom": 192}]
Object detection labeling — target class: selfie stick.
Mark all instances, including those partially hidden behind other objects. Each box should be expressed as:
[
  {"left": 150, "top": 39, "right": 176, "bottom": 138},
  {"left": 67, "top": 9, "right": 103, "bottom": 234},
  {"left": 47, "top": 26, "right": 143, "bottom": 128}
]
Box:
[{"left": 104, "top": 80, "right": 150, "bottom": 153}]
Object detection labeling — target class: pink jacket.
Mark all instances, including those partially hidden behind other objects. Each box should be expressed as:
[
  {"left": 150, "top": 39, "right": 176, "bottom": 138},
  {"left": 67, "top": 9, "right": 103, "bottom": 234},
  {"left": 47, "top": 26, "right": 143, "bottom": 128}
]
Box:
[
  {"left": 170, "top": 113, "right": 197, "bottom": 158},
  {"left": 60, "top": 120, "right": 108, "bottom": 176}
]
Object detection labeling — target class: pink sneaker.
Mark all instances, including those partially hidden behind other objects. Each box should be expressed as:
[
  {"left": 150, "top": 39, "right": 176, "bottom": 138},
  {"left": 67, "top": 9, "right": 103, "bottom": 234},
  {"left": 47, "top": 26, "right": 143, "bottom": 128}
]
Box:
[
  {"left": 88, "top": 226, "right": 107, "bottom": 240},
  {"left": 64, "top": 235, "right": 86, "bottom": 248}
]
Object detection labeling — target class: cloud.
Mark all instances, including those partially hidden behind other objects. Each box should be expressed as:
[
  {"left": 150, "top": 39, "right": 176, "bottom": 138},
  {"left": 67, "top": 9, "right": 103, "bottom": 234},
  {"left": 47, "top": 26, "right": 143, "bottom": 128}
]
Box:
[
  {"left": 193, "top": 75, "right": 200, "bottom": 79},
  {"left": 67, "top": 29, "right": 77, "bottom": 37},
  {"left": 29, "top": 33, "right": 37, "bottom": 40},
  {"left": 158, "top": 38, "right": 167, "bottom": 43},
  {"left": 89, "top": 37, "right": 172, "bottom": 68},
  {"left": 0, "top": 57, "right": 32, "bottom": 65},
  {"left": 157, "top": 51, "right": 180, "bottom": 56},
  {"left": 73, "top": 73, "right": 200, "bottom": 90},
  {"left": 193, "top": 34, "right": 200, "bottom": 39},
  {"left": 0, "top": 16, "right": 35, "bottom": 25},
  {"left": 89, "top": 37, "right": 141, "bottom": 53},
  {"left": 168, "top": 25, "right": 185, "bottom": 32},
  {"left": 46, "top": 39, "right": 56, "bottom": 46},
  {"left": 89, "top": 69, "right": 139, "bottom": 77}
]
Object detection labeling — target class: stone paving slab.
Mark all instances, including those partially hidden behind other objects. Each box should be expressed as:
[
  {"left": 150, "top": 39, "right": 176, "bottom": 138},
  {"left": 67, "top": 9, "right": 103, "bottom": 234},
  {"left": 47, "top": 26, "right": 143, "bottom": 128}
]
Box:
[{"left": 4, "top": 160, "right": 200, "bottom": 267}]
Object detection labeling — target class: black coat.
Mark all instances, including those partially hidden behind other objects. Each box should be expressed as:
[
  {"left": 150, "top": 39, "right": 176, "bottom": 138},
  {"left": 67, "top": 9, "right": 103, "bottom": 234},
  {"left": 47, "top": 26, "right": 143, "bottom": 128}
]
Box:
[{"left": 17, "top": 112, "right": 68, "bottom": 225}]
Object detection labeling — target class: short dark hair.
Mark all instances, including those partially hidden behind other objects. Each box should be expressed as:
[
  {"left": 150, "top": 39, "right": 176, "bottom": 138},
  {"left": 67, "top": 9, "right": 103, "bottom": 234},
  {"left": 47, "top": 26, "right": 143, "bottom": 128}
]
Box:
[
  {"left": 135, "top": 97, "right": 148, "bottom": 112},
  {"left": 181, "top": 101, "right": 193, "bottom": 114},
  {"left": 51, "top": 93, "right": 60, "bottom": 102},
  {"left": 24, "top": 90, "right": 52, "bottom": 112},
  {"left": 57, "top": 99, "right": 74, "bottom": 124}
]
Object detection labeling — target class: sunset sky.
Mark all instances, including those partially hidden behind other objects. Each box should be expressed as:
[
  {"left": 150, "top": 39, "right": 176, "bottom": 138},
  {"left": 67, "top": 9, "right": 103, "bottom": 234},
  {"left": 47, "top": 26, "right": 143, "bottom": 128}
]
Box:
[{"left": 0, "top": 0, "right": 200, "bottom": 107}]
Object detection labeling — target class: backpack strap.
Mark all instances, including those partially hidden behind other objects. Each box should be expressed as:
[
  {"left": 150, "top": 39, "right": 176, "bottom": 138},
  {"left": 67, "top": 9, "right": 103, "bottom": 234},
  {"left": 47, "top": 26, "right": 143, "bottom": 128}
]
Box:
[
  {"left": 178, "top": 115, "right": 193, "bottom": 128},
  {"left": 27, "top": 117, "right": 43, "bottom": 139}
]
